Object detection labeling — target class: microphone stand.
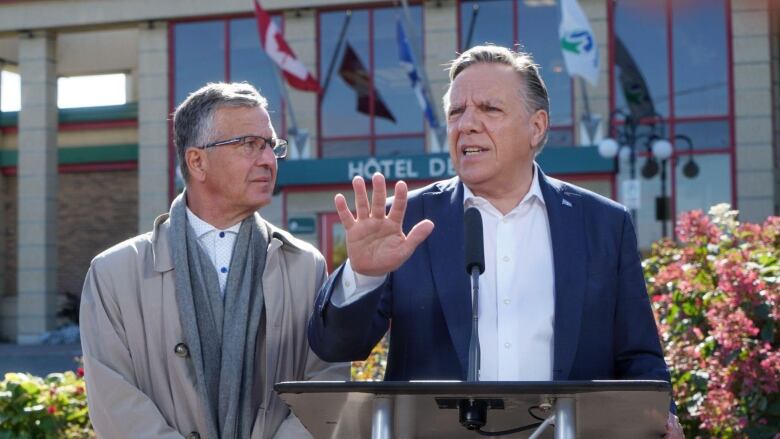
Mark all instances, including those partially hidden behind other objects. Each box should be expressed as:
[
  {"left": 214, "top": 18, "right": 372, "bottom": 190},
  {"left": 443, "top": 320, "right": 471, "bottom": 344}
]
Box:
[
  {"left": 467, "top": 266, "right": 480, "bottom": 382},
  {"left": 460, "top": 266, "right": 486, "bottom": 430}
]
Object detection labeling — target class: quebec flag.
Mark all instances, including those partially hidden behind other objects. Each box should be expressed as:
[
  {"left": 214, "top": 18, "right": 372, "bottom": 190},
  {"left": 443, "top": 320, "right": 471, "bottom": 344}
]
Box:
[
  {"left": 397, "top": 19, "right": 440, "bottom": 130},
  {"left": 559, "top": 0, "right": 600, "bottom": 87}
]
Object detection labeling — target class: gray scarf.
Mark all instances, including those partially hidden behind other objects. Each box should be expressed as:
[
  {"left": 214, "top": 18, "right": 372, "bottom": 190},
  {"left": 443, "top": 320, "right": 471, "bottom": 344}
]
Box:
[{"left": 169, "top": 192, "right": 268, "bottom": 439}]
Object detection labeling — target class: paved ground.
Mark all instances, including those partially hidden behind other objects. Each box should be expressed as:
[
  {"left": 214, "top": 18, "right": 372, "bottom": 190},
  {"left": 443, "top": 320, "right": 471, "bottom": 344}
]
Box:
[{"left": 0, "top": 343, "right": 82, "bottom": 377}]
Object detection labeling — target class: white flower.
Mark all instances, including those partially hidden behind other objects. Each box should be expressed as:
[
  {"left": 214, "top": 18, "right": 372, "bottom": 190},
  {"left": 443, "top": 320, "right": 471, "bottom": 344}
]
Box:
[{"left": 708, "top": 203, "right": 739, "bottom": 229}]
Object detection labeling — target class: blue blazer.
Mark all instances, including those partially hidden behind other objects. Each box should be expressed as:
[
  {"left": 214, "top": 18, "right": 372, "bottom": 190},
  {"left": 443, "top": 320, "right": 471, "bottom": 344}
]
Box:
[{"left": 309, "top": 170, "right": 670, "bottom": 383}]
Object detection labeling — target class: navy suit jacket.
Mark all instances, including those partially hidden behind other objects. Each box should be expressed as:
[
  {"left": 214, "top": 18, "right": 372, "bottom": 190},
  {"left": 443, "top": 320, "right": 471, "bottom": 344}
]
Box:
[{"left": 309, "top": 170, "right": 670, "bottom": 383}]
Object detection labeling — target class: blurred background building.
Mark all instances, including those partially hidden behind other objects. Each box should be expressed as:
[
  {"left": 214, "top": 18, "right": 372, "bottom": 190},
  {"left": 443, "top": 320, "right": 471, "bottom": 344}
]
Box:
[{"left": 0, "top": 0, "right": 776, "bottom": 343}]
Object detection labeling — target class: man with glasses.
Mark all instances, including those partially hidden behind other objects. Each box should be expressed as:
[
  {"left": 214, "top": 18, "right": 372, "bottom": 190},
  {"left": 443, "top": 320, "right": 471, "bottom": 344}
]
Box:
[{"left": 80, "top": 82, "right": 346, "bottom": 439}]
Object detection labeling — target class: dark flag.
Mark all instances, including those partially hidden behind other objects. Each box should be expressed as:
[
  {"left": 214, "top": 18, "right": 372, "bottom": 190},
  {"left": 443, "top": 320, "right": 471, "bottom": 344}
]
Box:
[
  {"left": 338, "top": 43, "right": 396, "bottom": 122},
  {"left": 614, "top": 36, "right": 656, "bottom": 120}
]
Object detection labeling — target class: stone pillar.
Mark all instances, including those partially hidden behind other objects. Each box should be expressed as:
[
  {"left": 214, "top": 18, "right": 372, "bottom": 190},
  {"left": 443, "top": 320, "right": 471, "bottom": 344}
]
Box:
[
  {"left": 284, "top": 9, "right": 318, "bottom": 159},
  {"left": 16, "top": 31, "right": 58, "bottom": 344},
  {"left": 424, "top": 0, "right": 457, "bottom": 153},
  {"left": 574, "top": 0, "right": 610, "bottom": 146},
  {"left": 732, "top": 0, "right": 775, "bottom": 222},
  {"left": 137, "top": 21, "right": 170, "bottom": 232}
]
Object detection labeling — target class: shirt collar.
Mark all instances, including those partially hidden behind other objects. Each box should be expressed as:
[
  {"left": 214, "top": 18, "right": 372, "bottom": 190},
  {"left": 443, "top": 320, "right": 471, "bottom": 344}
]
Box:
[
  {"left": 462, "top": 163, "right": 546, "bottom": 209},
  {"left": 186, "top": 207, "right": 241, "bottom": 238}
]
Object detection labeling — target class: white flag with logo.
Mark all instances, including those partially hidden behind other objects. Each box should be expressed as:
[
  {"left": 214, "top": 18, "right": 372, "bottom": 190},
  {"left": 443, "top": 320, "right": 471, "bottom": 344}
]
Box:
[{"left": 559, "top": 0, "right": 599, "bottom": 86}]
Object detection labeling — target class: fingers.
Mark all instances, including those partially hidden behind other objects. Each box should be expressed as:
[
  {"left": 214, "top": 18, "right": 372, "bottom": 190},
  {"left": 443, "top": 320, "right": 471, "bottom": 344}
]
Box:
[
  {"left": 387, "top": 180, "right": 408, "bottom": 224},
  {"left": 404, "top": 219, "right": 434, "bottom": 251},
  {"left": 370, "top": 173, "right": 387, "bottom": 219},
  {"left": 334, "top": 193, "right": 356, "bottom": 230},
  {"left": 664, "top": 413, "right": 683, "bottom": 439},
  {"left": 352, "top": 176, "right": 370, "bottom": 219}
]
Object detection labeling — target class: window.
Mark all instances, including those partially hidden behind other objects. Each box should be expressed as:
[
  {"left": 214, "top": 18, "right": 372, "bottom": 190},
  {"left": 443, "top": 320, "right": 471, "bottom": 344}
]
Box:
[
  {"left": 460, "top": 0, "right": 574, "bottom": 146},
  {"left": 172, "top": 17, "right": 285, "bottom": 130},
  {"left": 1, "top": 70, "right": 127, "bottom": 111},
  {"left": 672, "top": 0, "right": 729, "bottom": 117},
  {"left": 612, "top": 0, "right": 669, "bottom": 117},
  {"left": 173, "top": 21, "right": 226, "bottom": 109},
  {"left": 318, "top": 6, "right": 426, "bottom": 157},
  {"left": 58, "top": 73, "right": 127, "bottom": 109},
  {"left": 612, "top": 0, "right": 733, "bottom": 248},
  {"left": 1, "top": 70, "right": 20, "bottom": 112}
]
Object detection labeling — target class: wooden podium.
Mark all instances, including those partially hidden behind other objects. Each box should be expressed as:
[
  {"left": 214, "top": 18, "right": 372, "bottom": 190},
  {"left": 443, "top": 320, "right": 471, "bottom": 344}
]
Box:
[{"left": 275, "top": 380, "right": 671, "bottom": 438}]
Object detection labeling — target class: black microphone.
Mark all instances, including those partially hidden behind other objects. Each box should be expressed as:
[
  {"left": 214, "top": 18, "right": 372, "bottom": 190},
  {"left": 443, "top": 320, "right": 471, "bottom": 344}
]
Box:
[
  {"left": 463, "top": 207, "right": 484, "bottom": 384},
  {"left": 464, "top": 207, "right": 485, "bottom": 275}
]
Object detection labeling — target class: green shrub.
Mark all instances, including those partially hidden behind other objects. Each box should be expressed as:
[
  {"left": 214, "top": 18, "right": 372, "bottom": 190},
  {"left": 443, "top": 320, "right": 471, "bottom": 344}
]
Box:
[
  {"left": 644, "top": 204, "right": 780, "bottom": 438},
  {"left": 351, "top": 334, "right": 388, "bottom": 381},
  {"left": 0, "top": 369, "right": 93, "bottom": 439}
]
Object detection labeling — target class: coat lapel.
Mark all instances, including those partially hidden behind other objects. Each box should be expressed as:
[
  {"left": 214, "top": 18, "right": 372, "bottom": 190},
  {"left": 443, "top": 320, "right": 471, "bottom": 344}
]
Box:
[
  {"left": 423, "top": 178, "right": 471, "bottom": 376},
  {"left": 152, "top": 214, "right": 174, "bottom": 273},
  {"left": 539, "top": 171, "right": 587, "bottom": 380}
]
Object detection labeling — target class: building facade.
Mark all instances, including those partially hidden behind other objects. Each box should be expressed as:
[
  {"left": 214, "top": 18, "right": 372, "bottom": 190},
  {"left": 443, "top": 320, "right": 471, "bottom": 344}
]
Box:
[{"left": 0, "top": 0, "right": 777, "bottom": 342}]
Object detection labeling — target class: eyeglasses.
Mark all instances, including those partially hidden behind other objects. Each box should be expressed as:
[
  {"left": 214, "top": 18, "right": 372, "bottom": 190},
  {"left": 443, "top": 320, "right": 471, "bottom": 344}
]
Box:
[{"left": 195, "top": 135, "right": 288, "bottom": 159}]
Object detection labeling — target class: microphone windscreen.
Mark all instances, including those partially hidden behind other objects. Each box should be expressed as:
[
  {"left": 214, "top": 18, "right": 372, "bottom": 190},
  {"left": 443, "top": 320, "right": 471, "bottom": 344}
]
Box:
[{"left": 464, "top": 207, "right": 485, "bottom": 275}]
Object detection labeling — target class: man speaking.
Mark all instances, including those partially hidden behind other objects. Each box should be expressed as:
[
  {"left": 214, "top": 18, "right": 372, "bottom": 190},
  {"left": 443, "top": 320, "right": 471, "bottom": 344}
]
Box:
[{"left": 308, "top": 45, "right": 682, "bottom": 437}]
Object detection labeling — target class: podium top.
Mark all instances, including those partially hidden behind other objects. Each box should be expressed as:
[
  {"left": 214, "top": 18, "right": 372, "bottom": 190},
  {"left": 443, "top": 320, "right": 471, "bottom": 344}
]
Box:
[
  {"left": 275, "top": 379, "right": 671, "bottom": 396},
  {"left": 275, "top": 380, "right": 672, "bottom": 439}
]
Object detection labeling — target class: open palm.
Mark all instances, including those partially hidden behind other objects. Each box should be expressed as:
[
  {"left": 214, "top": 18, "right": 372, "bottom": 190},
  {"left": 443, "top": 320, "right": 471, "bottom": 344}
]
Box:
[{"left": 335, "top": 173, "right": 434, "bottom": 277}]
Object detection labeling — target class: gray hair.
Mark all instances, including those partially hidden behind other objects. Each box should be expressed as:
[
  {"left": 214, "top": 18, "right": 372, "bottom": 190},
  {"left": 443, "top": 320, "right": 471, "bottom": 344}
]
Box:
[
  {"left": 173, "top": 82, "right": 269, "bottom": 182},
  {"left": 443, "top": 45, "right": 550, "bottom": 153}
]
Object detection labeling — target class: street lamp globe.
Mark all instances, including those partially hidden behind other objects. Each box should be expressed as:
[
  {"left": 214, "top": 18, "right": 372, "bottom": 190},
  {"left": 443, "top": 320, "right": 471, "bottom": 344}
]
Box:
[
  {"left": 598, "top": 138, "right": 619, "bottom": 158},
  {"left": 651, "top": 138, "right": 673, "bottom": 160}
]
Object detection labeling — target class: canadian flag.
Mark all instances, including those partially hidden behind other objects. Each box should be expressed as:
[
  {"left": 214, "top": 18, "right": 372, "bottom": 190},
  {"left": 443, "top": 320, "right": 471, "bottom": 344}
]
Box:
[{"left": 253, "top": 0, "right": 321, "bottom": 92}]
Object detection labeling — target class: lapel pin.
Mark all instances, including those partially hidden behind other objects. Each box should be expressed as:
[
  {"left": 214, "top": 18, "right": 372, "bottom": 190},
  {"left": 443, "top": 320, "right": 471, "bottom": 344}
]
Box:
[{"left": 562, "top": 199, "right": 572, "bottom": 207}]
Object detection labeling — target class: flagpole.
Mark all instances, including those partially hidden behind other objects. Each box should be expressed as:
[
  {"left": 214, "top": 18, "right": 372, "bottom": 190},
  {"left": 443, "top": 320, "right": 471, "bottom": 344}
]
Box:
[
  {"left": 270, "top": 63, "right": 308, "bottom": 159},
  {"left": 321, "top": 10, "right": 352, "bottom": 98},
  {"left": 578, "top": 77, "right": 599, "bottom": 146},
  {"left": 398, "top": 0, "right": 445, "bottom": 153}
]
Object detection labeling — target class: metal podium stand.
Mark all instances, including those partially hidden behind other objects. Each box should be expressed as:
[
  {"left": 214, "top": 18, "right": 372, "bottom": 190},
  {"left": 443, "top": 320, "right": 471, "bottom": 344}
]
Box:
[{"left": 275, "top": 380, "right": 671, "bottom": 439}]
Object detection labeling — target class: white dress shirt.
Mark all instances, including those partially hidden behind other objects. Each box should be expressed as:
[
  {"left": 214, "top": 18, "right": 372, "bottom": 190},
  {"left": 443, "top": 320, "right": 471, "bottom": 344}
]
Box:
[
  {"left": 333, "top": 166, "right": 556, "bottom": 381},
  {"left": 186, "top": 208, "right": 241, "bottom": 297}
]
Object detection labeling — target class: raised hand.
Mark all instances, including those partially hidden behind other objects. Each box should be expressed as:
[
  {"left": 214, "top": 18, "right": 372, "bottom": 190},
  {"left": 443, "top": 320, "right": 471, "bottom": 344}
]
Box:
[{"left": 335, "top": 173, "right": 434, "bottom": 277}]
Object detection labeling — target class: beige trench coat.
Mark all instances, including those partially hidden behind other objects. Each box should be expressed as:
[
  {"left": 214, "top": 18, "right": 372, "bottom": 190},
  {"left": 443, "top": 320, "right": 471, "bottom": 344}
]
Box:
[{"left": 80, "top": 213, "right": 348, "bottom": 439}]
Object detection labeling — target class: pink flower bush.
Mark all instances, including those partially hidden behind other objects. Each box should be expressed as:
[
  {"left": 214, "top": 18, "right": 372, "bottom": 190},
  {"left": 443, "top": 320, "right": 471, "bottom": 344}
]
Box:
[{"left": 644, "top": 204, "right": 780, "bottom": 438}]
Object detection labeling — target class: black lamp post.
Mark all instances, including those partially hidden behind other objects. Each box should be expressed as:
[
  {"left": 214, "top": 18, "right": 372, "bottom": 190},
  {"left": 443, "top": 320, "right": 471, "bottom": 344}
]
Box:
[
  {"left": 599, "top": 112, "right": 699, "bottom": 238},
  {"left": 598, "top": 110, "right": 664, "bottom": 223},
  {"left": 641, "top": 134, "right": 698, "bottom": 237}
]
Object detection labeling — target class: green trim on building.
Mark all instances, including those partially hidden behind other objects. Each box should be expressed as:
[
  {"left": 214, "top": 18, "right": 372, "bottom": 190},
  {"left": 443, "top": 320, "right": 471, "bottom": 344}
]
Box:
[
  {"left": 0, "top": 144, "right": 138, "bottom": 167},
  {"left": 0, "top": 102, "right": 138, "bottom": 127},
  {"left": 277, "top": 147, "right": 614, "bottom": 188},
  {"left": 0, "top": 143, "right": 613, "bottom": 181}
]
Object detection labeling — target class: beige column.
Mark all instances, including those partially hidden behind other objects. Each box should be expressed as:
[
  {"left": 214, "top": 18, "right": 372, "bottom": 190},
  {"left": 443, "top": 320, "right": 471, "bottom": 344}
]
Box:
[
  {"left": 137, "top": 21, "right": 170, "bottom": 231},
  {"left": 424, "top": 0, "right": 457, "bottom": 153},
  {"left": 16, "top": 31, "right": 58, "bottom": 344},
  {"left": 732, "top": 0, "right": 775, "bottom": 222}
]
